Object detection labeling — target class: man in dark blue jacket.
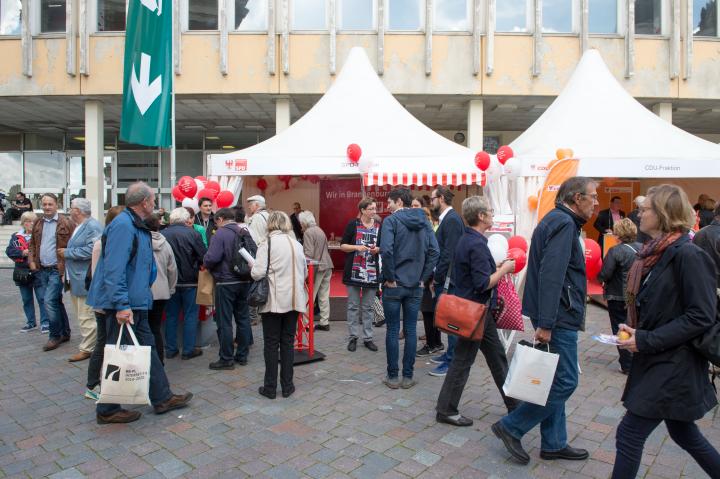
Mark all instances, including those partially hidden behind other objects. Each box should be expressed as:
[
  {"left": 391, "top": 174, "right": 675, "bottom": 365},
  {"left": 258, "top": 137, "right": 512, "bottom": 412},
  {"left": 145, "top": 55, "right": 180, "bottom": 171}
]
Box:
[
  {"left": 492, "top": 177, "right": 597, "bottom": 465},
  {"left": 204, "top": 207, "right": 256, "bottom": 370},
  {"left": 88, "top": 182, "right": 192, "bottom": 424},
  {"left": 380, "top": 187, "right": 439, "bottom": 390},
  {"left": 425, "top": 186, "right": 466, "bottom": 377}
]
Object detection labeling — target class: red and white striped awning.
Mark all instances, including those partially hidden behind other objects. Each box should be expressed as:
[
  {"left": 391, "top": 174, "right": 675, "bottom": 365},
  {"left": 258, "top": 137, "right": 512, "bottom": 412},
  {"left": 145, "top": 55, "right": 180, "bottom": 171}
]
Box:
[{"left": 363, "top": 171, "right": 486, "bottom": 187}]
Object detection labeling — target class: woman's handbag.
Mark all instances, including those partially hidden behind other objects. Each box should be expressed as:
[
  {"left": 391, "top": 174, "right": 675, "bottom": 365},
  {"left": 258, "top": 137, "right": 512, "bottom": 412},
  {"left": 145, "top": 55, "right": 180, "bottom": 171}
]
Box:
[
  {"left": 434, "top": 270, "right": 489, "bottom": 342},
  {"left": 248, "top": 237, "right": 271, "bottom": 307},
  {"left": 13, "top": 268, "right": 33, "bottom": 285},
  {"left": 494, "top": 275, "right": 525, "bottom": 331}
]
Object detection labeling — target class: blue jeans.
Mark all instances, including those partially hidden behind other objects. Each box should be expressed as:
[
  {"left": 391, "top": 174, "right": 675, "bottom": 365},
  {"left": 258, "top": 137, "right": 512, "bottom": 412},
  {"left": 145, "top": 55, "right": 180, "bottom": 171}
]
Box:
[
  {"left": 164, "top": 287, "right": 199, "bottom": 356},
  {"left": 383, "top": 285, "right": 422, "bottom": 379},
  {"left": 501, "top": 327, "right": 579, "bottom": 452},
  {"left": 96, "top": 310, "right": 172, "bottom": 415},
  {"left": 433, "top": 286, "right": 458, "bottom": 363},
  {"left": 18, "top": 276, "right": 49, "bottom": 328},
  {"left": 36, "top": 268, "right": 70, "bottom": 339}
]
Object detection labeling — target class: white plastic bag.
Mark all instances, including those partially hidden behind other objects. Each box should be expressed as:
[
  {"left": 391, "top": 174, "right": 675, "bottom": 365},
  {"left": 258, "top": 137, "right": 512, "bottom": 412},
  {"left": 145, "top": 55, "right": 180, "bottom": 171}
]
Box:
[
  {"left": 97, "top": 323, "right": 152, "bottom": 405},
  {"left": 503, "top": 341, "right": 559, "bottom": 406}
]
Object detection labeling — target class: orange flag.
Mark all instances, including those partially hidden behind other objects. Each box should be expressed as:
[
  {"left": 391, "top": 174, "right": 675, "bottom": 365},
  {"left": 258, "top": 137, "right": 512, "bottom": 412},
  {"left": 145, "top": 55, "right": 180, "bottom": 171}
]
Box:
[{"left": 537, "top": 158, "right": 580, "bottom": 222}]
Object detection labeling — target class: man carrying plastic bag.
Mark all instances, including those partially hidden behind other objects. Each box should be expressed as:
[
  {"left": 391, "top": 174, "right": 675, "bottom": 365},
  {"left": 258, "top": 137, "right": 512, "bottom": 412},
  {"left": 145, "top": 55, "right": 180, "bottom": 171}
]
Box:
[
  {"left": 87, "top": 182, "right": 193, "bottom": 424},
  {"left": 491, "top": 177, "right": 598, "bottom": 465}
]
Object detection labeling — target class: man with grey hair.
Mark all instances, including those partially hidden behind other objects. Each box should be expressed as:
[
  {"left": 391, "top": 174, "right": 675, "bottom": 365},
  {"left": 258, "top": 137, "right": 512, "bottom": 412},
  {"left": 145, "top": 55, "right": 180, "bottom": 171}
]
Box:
[
  {"left": 59, "top": 197, "right": 103, "bottom": 362},
  {"left": 627, "top": 195, "right": 650, "bottom": 243},
  {"left": 492, "top": 176, "right": 597, "bottom": 465},
  {"left": 246, "top": 195, "right": 270, "bottom": 327},
  {"left": 299, "top": 211, "right": 334, "bottom": 332},
  {"left": 87, "top": 182, "right": 192, "bottom": 424}
]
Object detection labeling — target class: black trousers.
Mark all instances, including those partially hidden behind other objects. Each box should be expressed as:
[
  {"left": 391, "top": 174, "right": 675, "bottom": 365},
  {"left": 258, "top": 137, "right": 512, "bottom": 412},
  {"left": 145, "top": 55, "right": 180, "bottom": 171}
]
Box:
[
  {"left": 613, "top": 411, "right": 720, "bottom": 479},
  {"left": 86, "top": 311, "right": 107, "bottom": 389},
  {"left": 436, "top": 316, "right": 518, "bottom": 416},
  {"left": 261, "top": 311, "right": 297, "bottom": 392},
  {"left": 148, "top": 299, "right": 168, "bottom": 365},
  {"left": 607, "top": 300, "right": 633, "bottom": 372},
  {"left": 422, "top": 311, "right": 442, "bottom": 349},
  {"left": 215, "top": 282, "right": 251, "bottom": 362}
]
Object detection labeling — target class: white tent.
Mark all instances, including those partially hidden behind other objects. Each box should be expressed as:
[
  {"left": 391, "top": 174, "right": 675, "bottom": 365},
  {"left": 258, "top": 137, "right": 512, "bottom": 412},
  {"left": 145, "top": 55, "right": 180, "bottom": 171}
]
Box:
[{"left": 208, "top": 47, "right": 484, "bottom": 187}]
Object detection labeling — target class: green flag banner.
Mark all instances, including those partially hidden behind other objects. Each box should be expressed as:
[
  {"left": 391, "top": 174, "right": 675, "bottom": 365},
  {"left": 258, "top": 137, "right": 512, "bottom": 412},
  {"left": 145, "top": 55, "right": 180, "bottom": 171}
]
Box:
[{"left": 119, "top": 0, "right": 172, "bottom": 147}]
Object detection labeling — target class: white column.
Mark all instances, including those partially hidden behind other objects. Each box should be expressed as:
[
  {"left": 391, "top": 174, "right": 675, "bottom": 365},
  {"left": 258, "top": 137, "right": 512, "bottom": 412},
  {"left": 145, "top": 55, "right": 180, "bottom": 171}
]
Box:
[
  {"left": 275, "top": 97, "right": 291, "bottom": 133},
  {"left": 84, "top": 101, "right": 105, "bottom": 221},
  {"left": 652, "top": 102, "right": 673, "bottom": 123},
  {"left": 467, "top": 99, "right": 484, "bottom": 151}
]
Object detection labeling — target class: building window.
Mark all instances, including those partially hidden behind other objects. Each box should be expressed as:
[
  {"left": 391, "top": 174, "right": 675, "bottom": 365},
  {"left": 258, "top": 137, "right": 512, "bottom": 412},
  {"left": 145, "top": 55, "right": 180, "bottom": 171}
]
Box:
[
  {"left": 589, "top": 0, "right": 617, "bottom": 33},
  {"left": 543, "top": 0, "right": 572, "bottom": 33},
  {"left": 694, "top": 0, "right": 717, "bottom": 37},
  {"left": 635, "top": 0, "right": 661, "bottom": 35},
  {"left": 117, "top": 150, "right": 158, "bottom": 187},
  {"left": 41, "top": 0, "right": 66, "bottom": 33},
  {"left": 434, "top": 0, "right": 470, "bottom": 32},
  {"left": 292, "top": 0, "right": 327, "bottom": 30},
  {"left": 496, "top": 0, "right": 527, "bottom": 32},
  {"left": 24, "top": 132, "right": 63, "bottom": 150},
  {"left": 0, "top": 152, "right": 22, "bottom": 193},
  {"left": 189, "top": 0, "right": 218, "bottom": 30},
  {"left": 232, "top": 0, "right": 267, "bottom": 30},
  {"left": 387, "top": 0, "right": 422, "bottom": 31},
  {"left": 24, "top": 152, "right": 66, "bottom": 189},
  {"left": 337, "top": 0, "right": 374, "bottom": 30},
  {"left": 97, "top": 0, "right": 126, "bottom": 31},
  {"left": 0, "top": 0, "right": 22, "bottom": 35}
]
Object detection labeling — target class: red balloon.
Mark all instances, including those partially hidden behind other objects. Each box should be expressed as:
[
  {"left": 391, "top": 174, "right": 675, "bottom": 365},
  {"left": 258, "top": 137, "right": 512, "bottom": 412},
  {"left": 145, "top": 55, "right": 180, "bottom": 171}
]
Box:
[
  {"left": 507, "top": 248, "right": 527, "bottom": 274},
  {"left": 204, "top": 180, "right": 221, "bottom": 194},
  {"left": 194, "top": 176, "right": 207, "bottom": 183},
  {"left": 347, "top": 143, "right": 362, "bottom": 163},
  {"left": 197, "top": 188, "right": 219, "bottom": 201},
  {"left": 171, "top": 185, "right": 185, "bottom": 202},
  {"left": 497, "top": 145, "right": 514, "bottom": 165},
  {"left": 587, "top": 256, "right": 602, "bottom": 279},
  {"left": 215, "top": 190, "right": 234, "bottom": 208},
  {"left": 475, "top": 151, "right": 491, "bottom": 171},
  {"left": 583, "top": 238, "right": 602, "bottom": 272},
  {"left": 256, "top": 178, "right": 268, "bottom": 191},
  {"left": 508, "top": 235, "right": 528, "bottom": 253},
  {"left": 177, "top": 176, "right": 197, "bottom": 198}
]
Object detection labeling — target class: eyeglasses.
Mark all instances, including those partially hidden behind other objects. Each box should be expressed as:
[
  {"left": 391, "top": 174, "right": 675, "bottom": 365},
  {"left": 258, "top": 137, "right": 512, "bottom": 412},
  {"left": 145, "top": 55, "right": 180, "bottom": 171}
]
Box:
[{"left": 364, "top": 206, "right": 377, "bottom": 211}]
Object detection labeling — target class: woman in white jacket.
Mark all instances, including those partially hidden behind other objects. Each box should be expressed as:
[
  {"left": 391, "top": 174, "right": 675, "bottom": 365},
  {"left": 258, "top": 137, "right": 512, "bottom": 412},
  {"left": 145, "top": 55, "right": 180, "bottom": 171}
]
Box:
[{"left": 251, "top": 211, "right": 308, "bottom": 399}]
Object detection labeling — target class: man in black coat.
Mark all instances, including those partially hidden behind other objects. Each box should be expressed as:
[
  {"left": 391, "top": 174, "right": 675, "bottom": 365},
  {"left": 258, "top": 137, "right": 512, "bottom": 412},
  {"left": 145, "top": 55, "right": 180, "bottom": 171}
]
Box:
[
  {"left": 425, "top": 186, "right": 466, "bottom": 378},
  {"left": 289, "top": 202, "right": 304, "bottom": 244},
  {"left": 693, "top": 202, "right": 720, "bottom": 285},
  {"left": 627, "top": 195, "right": 651, "bottom": 244},
  {"left": 593, "top": 196, "right": 625, "bottom": 252}
]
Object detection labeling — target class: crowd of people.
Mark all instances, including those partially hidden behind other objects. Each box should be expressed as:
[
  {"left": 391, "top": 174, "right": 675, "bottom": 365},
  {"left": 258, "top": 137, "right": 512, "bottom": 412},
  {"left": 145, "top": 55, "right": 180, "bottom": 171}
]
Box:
[{"left": 5, "top": 179, "right": 720, "bottom": 476}]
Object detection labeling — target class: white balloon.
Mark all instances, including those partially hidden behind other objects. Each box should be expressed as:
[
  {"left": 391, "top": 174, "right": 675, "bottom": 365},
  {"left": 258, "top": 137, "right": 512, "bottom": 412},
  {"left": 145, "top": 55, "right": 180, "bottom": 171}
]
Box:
[
  {"left": 182, "top": 197, "right": 199, "bottom": 213},
  {"left": 358, "top": 156, "right": 373, "bottom": 174},
  {"left": 487, "top": 234, "right": 509, "bottom": 265},
  {"left": 193, "top": 179, "right": 205, "bottom": 197}
]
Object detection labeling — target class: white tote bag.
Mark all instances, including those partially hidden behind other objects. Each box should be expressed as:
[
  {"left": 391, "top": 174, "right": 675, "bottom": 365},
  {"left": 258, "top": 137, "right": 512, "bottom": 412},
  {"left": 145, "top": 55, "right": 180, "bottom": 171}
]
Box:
[
  {"left": 97, "top": 323, "right": 152, "bottom": 405},
  {"left": 503, "top": 341, "right": 559, "bottom": 406}
]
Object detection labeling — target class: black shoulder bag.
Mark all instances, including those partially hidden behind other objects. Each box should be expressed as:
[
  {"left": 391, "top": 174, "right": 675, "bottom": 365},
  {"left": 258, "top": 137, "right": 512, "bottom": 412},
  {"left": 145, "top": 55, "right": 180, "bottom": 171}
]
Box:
[{"left": 248, "top": 236, "right": 271, "bottom": 307}]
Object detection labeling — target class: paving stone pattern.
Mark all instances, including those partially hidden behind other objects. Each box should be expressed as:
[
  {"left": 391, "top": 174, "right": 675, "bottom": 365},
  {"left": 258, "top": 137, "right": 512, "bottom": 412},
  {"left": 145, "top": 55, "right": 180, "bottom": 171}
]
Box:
[{"left": 0, "top": 269, "right": 717, "bottom": 478}]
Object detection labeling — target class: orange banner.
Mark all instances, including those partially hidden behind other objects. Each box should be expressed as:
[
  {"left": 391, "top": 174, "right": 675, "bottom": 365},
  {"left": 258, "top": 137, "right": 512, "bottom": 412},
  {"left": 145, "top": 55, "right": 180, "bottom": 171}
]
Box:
[{"left": 537, "top": 158, "right": 580, "bottom": 222}]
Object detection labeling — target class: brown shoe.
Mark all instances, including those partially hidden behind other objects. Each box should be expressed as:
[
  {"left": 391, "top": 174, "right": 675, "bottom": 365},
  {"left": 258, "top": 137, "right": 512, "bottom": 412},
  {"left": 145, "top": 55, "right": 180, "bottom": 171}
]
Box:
[
  {"left": 60, "top": 336, "right": 70, "bottom": 343},
  {"left": 43, "top": 339, "right": 62, "bottom": 351},
  {"left": 68, "top": 351, "right": 91, "bottom": 362},
  {"left": 154, "top": 392, "right": 193, "bottom": 415},
  {"left": 96, "top": 409, "right": 142, "bottom": 424}
]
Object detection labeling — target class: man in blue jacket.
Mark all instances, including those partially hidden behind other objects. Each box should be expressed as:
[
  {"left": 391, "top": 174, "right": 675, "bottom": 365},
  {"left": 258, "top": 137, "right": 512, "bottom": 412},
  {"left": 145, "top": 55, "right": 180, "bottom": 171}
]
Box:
[
  {"left": 380, "top": 187, "right": 439, "bottom": 390},
  {"left": 492, "top": 176, "right": 597, "bottom": 465},
  {"left": 87, "top": 182, "right": 192, "bottom": 424}
]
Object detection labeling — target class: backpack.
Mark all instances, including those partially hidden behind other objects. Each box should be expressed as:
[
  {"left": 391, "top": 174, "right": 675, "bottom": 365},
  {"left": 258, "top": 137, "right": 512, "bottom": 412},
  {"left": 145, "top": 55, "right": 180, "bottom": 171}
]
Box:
[{"left": 229, "top": 225, "right": 257, "bottom": 279}]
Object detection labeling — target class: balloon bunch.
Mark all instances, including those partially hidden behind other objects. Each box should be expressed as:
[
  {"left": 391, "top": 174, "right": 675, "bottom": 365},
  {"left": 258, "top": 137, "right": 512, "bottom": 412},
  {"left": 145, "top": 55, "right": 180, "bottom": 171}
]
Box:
[
  {"left": 488, "top": 234, "right": 528, "bottom": 274},
  {"left": 173, "top": 176, "right": 235, "bottom": 212},
  {"left": 584, "top": 238, "right": 603, "bottom": 279},
  {"left": 475, "top": 145, "right": 514, "bottom": 172}
]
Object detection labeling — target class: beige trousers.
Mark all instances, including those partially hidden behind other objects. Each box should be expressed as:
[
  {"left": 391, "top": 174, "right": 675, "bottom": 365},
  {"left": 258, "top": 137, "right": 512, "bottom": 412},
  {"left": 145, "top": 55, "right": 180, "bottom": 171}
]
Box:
[
  {"left": 313, "top": 268, "right": 332, "bottom": 326},
  {"left": 71, "top": 295, "right": 97, "bottom": 353}
]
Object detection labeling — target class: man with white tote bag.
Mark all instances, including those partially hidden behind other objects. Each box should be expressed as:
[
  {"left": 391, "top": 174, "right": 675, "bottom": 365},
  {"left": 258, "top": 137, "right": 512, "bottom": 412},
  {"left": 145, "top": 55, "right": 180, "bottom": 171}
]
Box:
[{"left": 492, "top": 177, "right": 598, "bottom": 465}]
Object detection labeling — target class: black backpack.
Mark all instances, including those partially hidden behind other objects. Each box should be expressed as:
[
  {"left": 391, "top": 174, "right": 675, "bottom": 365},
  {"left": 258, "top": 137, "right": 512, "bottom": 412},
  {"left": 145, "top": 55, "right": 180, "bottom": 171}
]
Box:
[{"left": 229, "top": 225, "right": 257, "bottom": 279}]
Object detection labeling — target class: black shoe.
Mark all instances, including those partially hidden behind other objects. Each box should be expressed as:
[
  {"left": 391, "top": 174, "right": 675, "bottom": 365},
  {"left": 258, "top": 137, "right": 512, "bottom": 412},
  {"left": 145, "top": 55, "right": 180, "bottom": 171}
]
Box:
[
  {"left": 347, "top": 338, "right": 357, "bottom": 352},
  {"left": 540, "top": 446, "right": 589, "bottom": 461},
  {"left": 491, "top": 421, "right": 530, "bottom": 465},
  {"left": 258, "top": 386, "right": 276, "bottom": 399},
  {"left": 364, "top": 340, "right": 378, "bottom": 352},
  {"left": 282, "top": 385, "right": 295, "bottom": 398},
  {"left": 416, "top": 345, "right": 432, "bottom": 357},
  {"left": 436, "top": 413, "right": 473, "bottom": 427},
  {"left": 373, "top": 319, "right": 386, "bottom": 327},
  {"left": 166, "top": 351, "right": 179, "bottom": 359},
  {"left": 181, "top": 348, "right": 203, "bottom": 360},
  {"left": 234, "top": 357, "right": 248, "bottom": 366},
  {"left": 209, "top": 359, "right": 235, "bottom": 370},
  {"left": 314, "top": 324, "right": 330, "bottom": 331}
]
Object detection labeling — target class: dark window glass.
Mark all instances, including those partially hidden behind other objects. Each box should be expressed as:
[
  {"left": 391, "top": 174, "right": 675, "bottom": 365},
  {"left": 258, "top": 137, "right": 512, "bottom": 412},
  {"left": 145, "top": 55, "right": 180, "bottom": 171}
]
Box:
[
  {"left": 97, "top": 0, "right": 126, "bottom": 31},
  {"left": 694, "top": 0, "right": 717, "bottom": 37},
  {"left": 41, "top": 0, "right": 66, "bottom": 32},
  {"left": 635, "top": 0, "right": 661, "bottom": 35},
  {"left": 189, "top": 0, "right": 218, "bottom": 30}
]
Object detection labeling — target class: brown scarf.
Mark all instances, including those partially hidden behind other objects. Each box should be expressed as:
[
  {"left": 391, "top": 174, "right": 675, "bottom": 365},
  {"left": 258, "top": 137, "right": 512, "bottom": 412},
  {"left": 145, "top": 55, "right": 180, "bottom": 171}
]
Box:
[{"left": 625, "top": 231, "right": 682, "bottom": 327}]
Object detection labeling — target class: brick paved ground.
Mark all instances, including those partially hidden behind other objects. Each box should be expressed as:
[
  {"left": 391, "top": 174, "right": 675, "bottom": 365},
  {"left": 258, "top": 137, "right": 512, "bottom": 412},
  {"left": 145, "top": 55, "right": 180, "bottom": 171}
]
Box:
[{"left": 0, "top": 269, "right": 718, "bottom": 478}]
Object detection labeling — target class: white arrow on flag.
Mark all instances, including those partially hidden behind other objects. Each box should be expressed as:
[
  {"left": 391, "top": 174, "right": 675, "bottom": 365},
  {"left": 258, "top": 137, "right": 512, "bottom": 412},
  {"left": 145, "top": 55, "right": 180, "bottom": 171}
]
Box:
[
  {"left": 140, "top": 0, "right": 162, "bottom": 15},
  {"left": 130, "top": 53, "right": 162, "bottom": 115}
]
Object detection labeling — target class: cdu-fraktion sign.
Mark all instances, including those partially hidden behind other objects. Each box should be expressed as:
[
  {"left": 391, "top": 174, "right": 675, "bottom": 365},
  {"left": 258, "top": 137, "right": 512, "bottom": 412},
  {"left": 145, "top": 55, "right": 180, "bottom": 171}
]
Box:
[{"left": 119, "top": 0, "right": 172, "bottom": 147}]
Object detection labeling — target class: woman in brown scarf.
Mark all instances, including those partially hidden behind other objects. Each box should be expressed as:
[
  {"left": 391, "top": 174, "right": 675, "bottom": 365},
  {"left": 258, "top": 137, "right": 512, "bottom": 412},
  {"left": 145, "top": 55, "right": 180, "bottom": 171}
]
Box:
[{"left": 612, "top": 185, "right": 719, "bottom": 479}]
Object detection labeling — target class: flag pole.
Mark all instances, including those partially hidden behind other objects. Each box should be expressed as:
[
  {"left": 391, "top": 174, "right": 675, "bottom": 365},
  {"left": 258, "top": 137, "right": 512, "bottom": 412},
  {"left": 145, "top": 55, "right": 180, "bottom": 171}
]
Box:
[{"left": 169, "top": 1, "right": 177, "bottom": 204}]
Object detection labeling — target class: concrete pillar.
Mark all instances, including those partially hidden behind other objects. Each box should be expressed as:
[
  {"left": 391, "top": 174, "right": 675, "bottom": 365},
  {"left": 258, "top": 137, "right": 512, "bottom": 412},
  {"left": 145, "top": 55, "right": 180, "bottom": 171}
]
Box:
[
  {"left": 652, "top": 102, "right": 673, "bottom": 123},
  {"left": 84, "top": 100, "right": 105, "bottom": 222},
  {"left": 467, "top": 99, "right": 484, "bottom": 151},
  {"left": 275, "top": 97, "right": 291, "bottom": 134}
]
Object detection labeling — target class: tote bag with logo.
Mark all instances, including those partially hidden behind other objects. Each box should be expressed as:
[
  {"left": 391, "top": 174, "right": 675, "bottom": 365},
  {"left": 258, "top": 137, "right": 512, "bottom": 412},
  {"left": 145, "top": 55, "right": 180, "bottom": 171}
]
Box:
[{"left": 97, "top": 323, "right": 151, "bottom": 405}]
